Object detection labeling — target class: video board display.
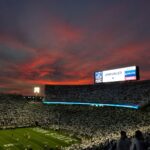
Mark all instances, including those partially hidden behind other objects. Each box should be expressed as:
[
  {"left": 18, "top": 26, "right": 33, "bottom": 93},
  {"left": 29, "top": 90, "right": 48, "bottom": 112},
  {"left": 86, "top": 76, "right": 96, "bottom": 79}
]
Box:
[{"left": 95, "top": 66, "right": 139, "bottom": 83}]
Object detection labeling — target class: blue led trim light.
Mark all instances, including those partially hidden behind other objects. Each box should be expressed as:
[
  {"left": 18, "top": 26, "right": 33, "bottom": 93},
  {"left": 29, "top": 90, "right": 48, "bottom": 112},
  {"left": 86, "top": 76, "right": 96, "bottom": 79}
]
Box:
[{"left": 43, "top": 101, "right": 140, "bottom": 109}]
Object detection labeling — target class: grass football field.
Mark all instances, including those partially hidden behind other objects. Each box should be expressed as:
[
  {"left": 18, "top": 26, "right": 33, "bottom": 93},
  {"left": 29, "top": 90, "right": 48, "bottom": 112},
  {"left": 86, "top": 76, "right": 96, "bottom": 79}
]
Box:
[{"left": 0, "top": 127, "right": 79, "bottom": 150}]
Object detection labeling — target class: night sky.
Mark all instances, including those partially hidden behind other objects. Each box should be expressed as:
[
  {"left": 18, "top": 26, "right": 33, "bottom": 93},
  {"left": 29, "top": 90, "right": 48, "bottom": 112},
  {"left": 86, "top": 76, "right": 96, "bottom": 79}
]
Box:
[{"left": 0, "top": 0, "right": 150, "bottom": 95}]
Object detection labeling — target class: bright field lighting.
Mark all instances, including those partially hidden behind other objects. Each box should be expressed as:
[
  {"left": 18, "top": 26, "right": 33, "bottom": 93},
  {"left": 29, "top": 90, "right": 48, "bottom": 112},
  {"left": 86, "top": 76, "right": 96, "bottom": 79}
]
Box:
[{"left": 34, "top": 87, "right": 40, "bottom": 94}]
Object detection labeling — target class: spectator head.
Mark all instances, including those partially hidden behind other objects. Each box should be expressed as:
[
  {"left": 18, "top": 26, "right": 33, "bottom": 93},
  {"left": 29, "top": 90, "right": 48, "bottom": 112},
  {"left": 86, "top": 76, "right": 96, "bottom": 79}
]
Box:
[
  {"left": 135, "top": 130, "right": 144, "bottom": 140},
  {"left": 120, "top": 131, "right": 127, "bottom": 139}
]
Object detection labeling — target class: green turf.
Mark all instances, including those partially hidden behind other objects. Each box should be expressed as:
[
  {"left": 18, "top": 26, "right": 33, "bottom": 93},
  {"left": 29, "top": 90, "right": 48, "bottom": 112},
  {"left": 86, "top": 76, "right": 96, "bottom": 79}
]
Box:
[{"left": 0, "top": 127, "right": 79, "bottom": 150}]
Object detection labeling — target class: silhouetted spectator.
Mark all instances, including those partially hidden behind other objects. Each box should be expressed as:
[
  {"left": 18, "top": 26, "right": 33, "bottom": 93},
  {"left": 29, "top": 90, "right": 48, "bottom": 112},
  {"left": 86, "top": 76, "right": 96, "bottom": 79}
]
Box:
[
  {"left": 130, "top": 130, "right": 147, "bottom": 150},
  {"left": 116, "top": 131, "right": 130, "bottom": 150}
]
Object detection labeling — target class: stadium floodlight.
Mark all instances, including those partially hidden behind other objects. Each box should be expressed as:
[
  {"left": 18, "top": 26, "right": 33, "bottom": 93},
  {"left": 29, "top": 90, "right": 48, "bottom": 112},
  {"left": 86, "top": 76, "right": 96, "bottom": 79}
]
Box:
[{"left": 34, "top": 87, "right": 40, "bottom": 95}]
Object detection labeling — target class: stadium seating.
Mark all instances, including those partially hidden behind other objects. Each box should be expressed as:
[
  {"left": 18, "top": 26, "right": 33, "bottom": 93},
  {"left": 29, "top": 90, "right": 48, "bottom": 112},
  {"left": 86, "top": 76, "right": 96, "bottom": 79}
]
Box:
[
  {"left": 0, "top": 96, "right": 149, "bottom": 149},
  {"left": 0, "top": 80, "right": 150, "bottom": 149},
  {"left": 45, "top": 80, "right": 150, "bottom": 105}
]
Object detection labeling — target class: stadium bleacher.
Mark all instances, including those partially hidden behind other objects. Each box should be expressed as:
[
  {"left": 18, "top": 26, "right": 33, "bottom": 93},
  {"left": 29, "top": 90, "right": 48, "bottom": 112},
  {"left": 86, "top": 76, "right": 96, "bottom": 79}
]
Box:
[
  {"left": 45, "top": 80, "right": 150, "bottom": 106},
  {"left": 0, "top": 80, "right": 150, "bottom": 149}
]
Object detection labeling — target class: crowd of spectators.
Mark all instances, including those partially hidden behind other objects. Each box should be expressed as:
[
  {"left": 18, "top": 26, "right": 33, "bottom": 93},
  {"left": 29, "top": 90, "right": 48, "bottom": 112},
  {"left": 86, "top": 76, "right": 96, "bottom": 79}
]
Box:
[
  {"left": 0, "top": 94, "right": 150, "bottom": 149},
  {"left": 0, "top": 94, "right": 51, "bottom": 128},
  {"left": 46, "top": 105, "right": 150, "bottom": 150},
  {"left": 0, "top": 80, "right": 150, "bottom": 149}
]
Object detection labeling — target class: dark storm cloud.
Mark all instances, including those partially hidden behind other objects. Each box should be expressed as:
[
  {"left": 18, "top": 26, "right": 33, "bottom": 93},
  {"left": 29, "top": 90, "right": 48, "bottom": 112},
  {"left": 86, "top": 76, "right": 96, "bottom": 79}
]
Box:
[
  {"left": 44, "top": 59, "right": 84, "bottom": 81},
  {"left": 42, "top": 59, "right": 68, "bottom": 81},
  {"left": 0, "top": 0, "right": 150, "bottom": 95},
  {"left": 0, "top": 45, "right": 34, "bottom": 63}
]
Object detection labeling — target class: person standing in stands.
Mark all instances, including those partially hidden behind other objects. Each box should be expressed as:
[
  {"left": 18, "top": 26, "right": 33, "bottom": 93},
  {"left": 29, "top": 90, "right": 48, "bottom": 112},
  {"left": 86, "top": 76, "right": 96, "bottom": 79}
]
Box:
[
  {"left": 117, "top": 131, "right": 131, "bottom": 150},
  {"left": 130, "top": 130, "right": 147, "bottom": 150}
]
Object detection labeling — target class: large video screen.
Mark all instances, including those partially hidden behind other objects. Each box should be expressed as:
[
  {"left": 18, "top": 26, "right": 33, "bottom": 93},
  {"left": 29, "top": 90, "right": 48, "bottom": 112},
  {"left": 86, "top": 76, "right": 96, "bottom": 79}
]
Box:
[{"left": 95, "top": 66, "right": 139, "bottom": 83}]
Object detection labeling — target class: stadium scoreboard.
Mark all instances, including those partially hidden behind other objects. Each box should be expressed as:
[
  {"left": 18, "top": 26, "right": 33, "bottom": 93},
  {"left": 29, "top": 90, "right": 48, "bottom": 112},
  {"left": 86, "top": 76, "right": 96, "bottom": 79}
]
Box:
[{"left": 94, "top": 66, "right": 140, "bottom": 83}]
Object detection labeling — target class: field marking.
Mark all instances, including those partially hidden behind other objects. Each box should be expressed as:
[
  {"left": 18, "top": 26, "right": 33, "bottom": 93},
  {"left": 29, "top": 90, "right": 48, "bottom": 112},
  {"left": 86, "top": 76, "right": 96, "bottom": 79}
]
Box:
[
  {"left": 32, "top": 128, "right": 77, "bottom": 143},
  {"left": 3, "top": 143, "right": 19, "bottom": 147}
]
